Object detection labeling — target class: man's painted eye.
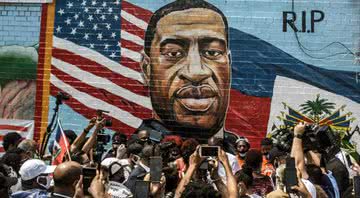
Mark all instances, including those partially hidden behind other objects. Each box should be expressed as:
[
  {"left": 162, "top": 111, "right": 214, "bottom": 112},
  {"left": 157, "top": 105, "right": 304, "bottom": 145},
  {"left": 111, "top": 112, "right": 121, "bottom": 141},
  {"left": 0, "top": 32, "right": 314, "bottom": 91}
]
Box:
[
  {"left": 203, "top": 50, "right": 223, "bottom": 59},
  {"left": 165, "top": 51, "right": 184, "bottom": 58}
]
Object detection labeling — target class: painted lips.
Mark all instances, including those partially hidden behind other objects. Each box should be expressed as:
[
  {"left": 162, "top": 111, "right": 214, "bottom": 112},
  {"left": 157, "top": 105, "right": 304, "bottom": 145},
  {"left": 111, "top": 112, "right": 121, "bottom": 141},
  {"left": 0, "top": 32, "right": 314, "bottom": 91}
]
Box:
[{"left": 175, "top": 85, "right": 217, "bottom": 112}]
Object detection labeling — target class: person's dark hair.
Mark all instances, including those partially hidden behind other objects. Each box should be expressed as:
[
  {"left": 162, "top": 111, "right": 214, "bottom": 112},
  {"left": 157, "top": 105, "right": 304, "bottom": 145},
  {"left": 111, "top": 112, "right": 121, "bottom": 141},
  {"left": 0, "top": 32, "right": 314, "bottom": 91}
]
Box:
[
  {"left": 235, "top": 166, "right": 253, "bottom": 188},
  {"left": 144, "top": 0, "right": 229, "bottom": 56},
  {"left": 126, "top": 142, "right": 143, "bottom": 156},
  {"left": 305, "top": 164, "right": 323, "bottom": 185},
  {"left": 64, "top": 130, "right": 78, "bottom": 145},
  {"left": 260, "top": 138, "right": 273, "bottom": 146},
  {"left": 112, "top": 132, "right": 127, "bottom": 144},
  {"left": 181, "top": 138, "right": 199, "bottom": 164},
  {"left": 0, "top": 149, "right": 22, "bottom": 173},
  {"left": 244, "top": 149, "right": 263, "bottom": 171},
  {"left": 208, "top": 137, "right": 224, "bottom": 147},
  {"left": 3, "top": 132, "right": 22, "bottom": 151},
  {"left": 70, "top": 151, "right": 86, "bottom": 164},
  {"left": 180, "top": 180, "right": 221, "bottom": 198}
]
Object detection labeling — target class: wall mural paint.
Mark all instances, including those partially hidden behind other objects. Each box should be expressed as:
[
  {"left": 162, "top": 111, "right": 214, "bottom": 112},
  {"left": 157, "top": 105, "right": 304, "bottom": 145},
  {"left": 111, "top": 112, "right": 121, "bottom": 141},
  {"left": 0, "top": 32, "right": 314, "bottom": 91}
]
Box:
[
  {"left": 0, "top": 45, "right": 38, "bottom": 120},
  {"left": 35, "top": 0, "right": 359, "bottom": 150}
]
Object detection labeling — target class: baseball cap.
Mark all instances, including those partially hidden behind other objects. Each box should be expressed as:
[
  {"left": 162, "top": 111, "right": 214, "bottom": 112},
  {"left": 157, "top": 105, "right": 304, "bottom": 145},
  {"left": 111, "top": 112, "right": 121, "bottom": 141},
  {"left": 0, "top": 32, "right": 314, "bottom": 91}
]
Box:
[
  {"left": 19, "top": 159, "right": 56, "bottom": 181},
  {"left": 101, "top": 158, "right": 124, "bottom": 175}
]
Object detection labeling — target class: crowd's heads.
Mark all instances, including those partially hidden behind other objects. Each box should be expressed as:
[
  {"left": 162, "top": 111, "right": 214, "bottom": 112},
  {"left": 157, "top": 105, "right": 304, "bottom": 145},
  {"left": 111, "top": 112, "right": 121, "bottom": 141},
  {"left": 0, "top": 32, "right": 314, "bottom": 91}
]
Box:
[
  {"left": 112, "top": 132, "right": 127, "bottom": 145},
  {"left": 181, "top": 138, "right": 199, "bottom": 164},
  {"left": 101, "top": 158, "right": 126, "bottom": 183},
  {"left": 268, "top": 147, "right": 288, "bottom": 167},
  {"left": 0, "top": 163, "right": 18, "bottom": 195},
  {"left": 18, "top": 139, "right": 38, "bottom": 161},
  {"left": 0, "top": 148, "right": 22, "bottom": 173},
  {"left": 19, "top": 159, "right": 55, "bottom": 190},
  {"left": 137, "top": 130, "right": 150, "bottom": 145},
  {"left": 260, "top": 138, "right": 273, "bottom": 157},
  {"left": 64, "top": 130, "right": 78, "bottom": 145},
  {"left": 71, "top": 151, "right": 91, "bottom": 167},
  {"left": 236, "top": 136, "right": 250, "bottom": 157},
  {"left": 53, "top": 161, "right": 82, "bottom": 196},
  {"left": 245, "top": 149, "right": 263, "bottom": 171},
  {"left": 180, "top": 181, "right": 222, "bottom": 198},
  {"left": 3, "top": 132, "right": 22, "bottom": 151},
  {"left": 235, "top": 167, "right": 253, "bottom": 196},
  {"left": 208, "top": 137, "right": 224, "bottom": 147}
]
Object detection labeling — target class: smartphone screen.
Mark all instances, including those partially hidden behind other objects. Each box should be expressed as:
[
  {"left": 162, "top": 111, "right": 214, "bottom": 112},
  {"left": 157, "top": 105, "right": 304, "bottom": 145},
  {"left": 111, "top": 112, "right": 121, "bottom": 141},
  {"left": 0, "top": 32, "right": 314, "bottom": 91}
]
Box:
[
  {"left": 150, "top": 156, "right": 162, "bottom": 182},
  {"left": 284, "top": 157, "right": 298, "bottom": 192},
  {"left": 135, "top": 180, "right": 149, "bottom": 198},
  {"left": 354, "top": 176, "right": 360, "bottom": 198},
  {"left": 200, "top": 146, "right": 219, "bottom": 157},
  {"left": 83, "top": 167, "right": 97, "bottom": 195}
]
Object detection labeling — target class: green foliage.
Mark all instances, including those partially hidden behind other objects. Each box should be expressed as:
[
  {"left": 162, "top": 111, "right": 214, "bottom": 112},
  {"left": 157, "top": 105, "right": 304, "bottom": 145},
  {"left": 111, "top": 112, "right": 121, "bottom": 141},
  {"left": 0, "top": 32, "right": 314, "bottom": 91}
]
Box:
[
  {"left": 0, "top": 45, "right": 38, "bottom": 87},
  {"left": 299, "top": 94, "right": 335, "bottom": 122}
]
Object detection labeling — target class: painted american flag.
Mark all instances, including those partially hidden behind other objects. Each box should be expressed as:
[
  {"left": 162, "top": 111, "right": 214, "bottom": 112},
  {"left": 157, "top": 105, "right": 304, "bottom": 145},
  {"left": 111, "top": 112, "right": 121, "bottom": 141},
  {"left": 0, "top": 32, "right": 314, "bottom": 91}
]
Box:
[{"left": 50, "top": 0, "right": 153, "bottom": 134}]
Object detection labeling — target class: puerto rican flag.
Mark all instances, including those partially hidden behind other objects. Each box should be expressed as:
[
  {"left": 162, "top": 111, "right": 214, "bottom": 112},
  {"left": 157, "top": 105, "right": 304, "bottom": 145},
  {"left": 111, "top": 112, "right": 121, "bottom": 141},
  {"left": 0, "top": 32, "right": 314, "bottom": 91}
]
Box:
[
  {"left": 37, "top": 0, "right": 360, "bottom": 148},
  {"left": 52, "top": 119, "right": 70, "bottom": 165}
]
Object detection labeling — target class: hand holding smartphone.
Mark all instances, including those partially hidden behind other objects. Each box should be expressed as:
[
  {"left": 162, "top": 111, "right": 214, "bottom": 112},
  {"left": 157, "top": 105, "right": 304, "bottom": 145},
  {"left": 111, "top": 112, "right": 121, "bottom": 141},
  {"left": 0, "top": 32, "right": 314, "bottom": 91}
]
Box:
[
  {"left": 150, "top": 156, "right": 162, "bottom": 182},
  {"left": 82, "top": 167, "right": 97, "bottom": 195},
  {"left": 199, "top": 146, "right": 220, "bottom": 157},
  {"left": 284, "top": 157, "right": 298, "bottom": 192}
]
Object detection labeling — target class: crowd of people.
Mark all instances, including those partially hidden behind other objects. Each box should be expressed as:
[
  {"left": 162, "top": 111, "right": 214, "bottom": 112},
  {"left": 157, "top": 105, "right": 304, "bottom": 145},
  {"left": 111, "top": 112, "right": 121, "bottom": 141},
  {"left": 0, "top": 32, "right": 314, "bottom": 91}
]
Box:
[{"left": 0, "top": 118, "right": 359, "bottom": 198}]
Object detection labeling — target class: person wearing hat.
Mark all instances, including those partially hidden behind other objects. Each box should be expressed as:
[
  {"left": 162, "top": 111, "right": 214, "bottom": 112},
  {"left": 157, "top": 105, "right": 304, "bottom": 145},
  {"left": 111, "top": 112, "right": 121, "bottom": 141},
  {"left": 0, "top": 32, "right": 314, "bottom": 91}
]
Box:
[
  {"left": 236, "top": 136, "right": 250, "bottom": 168},
  {"left": 11, "top": 159, "right": 55, "bottom": 198},
  {"left": 102, "top": 132, "right": 128, "bottom": 161},
  {"left": 101, "top": 158, "right": 133, "bottom": 198}
]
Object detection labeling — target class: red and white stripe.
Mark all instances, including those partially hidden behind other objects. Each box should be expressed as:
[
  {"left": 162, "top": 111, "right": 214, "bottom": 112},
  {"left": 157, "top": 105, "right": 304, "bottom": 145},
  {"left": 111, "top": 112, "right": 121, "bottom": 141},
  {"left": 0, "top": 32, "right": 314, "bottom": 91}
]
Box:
[
  {"left": 50, "top": 0, "right": 153, "bottom": 134},
  {"left": 0, "top": 119, "right": 34, "bottom": 154}
]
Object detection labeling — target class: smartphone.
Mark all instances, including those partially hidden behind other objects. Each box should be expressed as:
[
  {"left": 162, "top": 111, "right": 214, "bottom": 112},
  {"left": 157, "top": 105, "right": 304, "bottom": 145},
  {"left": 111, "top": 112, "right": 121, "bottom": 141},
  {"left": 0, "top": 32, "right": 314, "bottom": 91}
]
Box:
[
  {"left": 150, "top": 156, "right": 162, "bottom": 182},
  {"left": 200, "top": 146, "right": 219, "bottom": 157},
  {"left": 135, "top": 180, "right": 150, "bottom": 198},
  {"left": 83, "top": 167, "right": 97, "bottom": 195},
  {"left": 284, "top": 157, "right": 298, "bottom": 192},
  {"left": 354, "top": 176, "right": 360, "bottom": 198}
]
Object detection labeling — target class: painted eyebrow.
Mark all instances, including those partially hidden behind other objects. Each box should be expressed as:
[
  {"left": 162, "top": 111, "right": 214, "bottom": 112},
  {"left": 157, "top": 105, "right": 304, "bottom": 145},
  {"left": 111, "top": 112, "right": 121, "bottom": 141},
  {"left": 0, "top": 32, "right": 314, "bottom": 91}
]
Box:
[
  {"left": 159, "top": 38, "right": 189, "bottom": 49},
  {"left": 199, "top": 37, "right": 226, "bottom": 47}
]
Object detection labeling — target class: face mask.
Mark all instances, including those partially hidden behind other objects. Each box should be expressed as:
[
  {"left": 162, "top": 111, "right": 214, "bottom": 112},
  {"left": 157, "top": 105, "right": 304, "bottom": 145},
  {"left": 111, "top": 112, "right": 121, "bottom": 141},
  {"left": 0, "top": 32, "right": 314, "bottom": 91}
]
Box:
[
  {"left": 239, "top": 152, "right": 246, "bottom": 158},
  {"left": 264, "top": 154, "right": 270, "bottom": 160},
  {"left": 37, "top": 175, "right": 52, "bottom": 190}
]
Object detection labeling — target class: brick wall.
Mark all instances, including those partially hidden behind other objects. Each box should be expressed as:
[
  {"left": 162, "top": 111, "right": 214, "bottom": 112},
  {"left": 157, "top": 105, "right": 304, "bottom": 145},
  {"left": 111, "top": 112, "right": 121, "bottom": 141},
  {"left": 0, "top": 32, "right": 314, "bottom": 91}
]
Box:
[
  {"left": 0, "top": 3, "right": 41, "bottom": 46},
  {"left": 0, "top": 1, "right": 359, "bottom": 152}
]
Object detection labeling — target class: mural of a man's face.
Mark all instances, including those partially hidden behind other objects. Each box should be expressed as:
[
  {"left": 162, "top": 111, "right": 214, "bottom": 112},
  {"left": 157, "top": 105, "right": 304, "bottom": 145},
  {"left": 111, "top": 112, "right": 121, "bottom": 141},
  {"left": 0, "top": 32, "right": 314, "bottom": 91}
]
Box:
[{"left": 142, "top": 8, "right": 231, "bottom": 137}]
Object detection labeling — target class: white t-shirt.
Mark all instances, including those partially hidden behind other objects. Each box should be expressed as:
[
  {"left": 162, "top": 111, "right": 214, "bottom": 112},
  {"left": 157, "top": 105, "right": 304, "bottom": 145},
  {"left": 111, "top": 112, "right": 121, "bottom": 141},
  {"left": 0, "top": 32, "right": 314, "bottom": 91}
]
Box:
[{"left": 301, "top": 179, "right": 317, "bottom": 198}]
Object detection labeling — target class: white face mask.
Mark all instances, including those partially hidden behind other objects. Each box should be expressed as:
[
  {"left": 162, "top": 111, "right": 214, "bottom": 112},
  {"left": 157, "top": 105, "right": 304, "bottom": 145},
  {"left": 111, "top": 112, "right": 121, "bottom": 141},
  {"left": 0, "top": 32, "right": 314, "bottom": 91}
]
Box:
[
  {"left": 239, "top": 152, "right": 246, "bottom": 158},
  {"left": 37, "top": 175, "right": 52, "bottom": 190}
]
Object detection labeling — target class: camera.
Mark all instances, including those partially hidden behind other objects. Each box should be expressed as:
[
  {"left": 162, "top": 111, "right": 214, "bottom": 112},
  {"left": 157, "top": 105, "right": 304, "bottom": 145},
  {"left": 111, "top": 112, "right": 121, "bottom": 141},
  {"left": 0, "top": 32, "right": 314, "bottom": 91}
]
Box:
[
  {"left": 303, "top": 124, "right": 340, "bottom": 161},
  {"left": 97, "top": 133, "right": 111, "bottom": 144},
  {"left": 56, "top": 92, "right": 70, "bottom": 105},
  {"left": 271, "top": 124, "right": 341, "bottom": 161}
]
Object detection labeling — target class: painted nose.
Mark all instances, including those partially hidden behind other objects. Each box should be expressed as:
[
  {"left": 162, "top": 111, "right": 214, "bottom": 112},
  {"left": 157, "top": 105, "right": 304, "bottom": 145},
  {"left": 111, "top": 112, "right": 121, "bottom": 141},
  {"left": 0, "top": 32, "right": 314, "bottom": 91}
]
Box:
[{"left": 179, "top": 46, "right": 212, "bottom": 84}]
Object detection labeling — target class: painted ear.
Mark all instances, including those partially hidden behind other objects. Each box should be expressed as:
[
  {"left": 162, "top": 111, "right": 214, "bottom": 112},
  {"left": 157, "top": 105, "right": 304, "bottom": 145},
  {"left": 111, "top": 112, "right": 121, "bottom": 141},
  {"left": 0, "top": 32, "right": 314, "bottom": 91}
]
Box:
[{"left": 141, "top": 52, "right": 151, "bottom": 86}]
